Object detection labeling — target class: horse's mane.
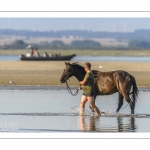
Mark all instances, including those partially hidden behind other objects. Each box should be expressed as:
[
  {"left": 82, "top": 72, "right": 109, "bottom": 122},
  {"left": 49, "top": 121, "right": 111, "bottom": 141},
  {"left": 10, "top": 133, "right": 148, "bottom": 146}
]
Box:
[
  {"left": 71, "top": 62, "right": 84, "bottom": 70},
  {"left": 71, "top": 62, "right": 99, "bottom": 78}
]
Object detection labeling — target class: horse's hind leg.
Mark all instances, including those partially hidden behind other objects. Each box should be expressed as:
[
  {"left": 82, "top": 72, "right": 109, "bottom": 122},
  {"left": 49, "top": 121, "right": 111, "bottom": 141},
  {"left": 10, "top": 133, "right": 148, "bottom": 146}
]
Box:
[
  {"left": 123, "top": 93, "right": 134, "bottom": 114},
  {"left": 116, "top": 93, "right": 123, "bottom": 113},
  {"left": 117, "top": 75, "right": 134, "bottom": 114}
]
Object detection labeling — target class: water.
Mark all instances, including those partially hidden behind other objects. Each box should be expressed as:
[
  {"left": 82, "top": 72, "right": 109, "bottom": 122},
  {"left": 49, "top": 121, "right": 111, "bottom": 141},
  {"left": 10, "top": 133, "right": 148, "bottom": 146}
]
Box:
[
  {"left": 0, "top": 55, "right": 19, "bottom": 61},
  {"left": 72, "top": 56, "right": 150, "bottom": 62},
  {"left": 1, "top": 55, "right": 150, "bottom": 62},
  {"left": 0, "top": 86, "right": 150, "bottom": 132}
]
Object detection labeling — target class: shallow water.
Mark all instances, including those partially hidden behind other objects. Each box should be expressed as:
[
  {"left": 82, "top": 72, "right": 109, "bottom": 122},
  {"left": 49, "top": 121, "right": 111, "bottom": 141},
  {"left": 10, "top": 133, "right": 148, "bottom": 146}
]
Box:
[
  {"left": 72, "top": 56, "right": 150, "bottom": 62},
  {"left": 0, "top": 86, "right": 150, "bottom": 132},
  {"left": 1, "top": 55, "right": 150, "bottom": 62}
]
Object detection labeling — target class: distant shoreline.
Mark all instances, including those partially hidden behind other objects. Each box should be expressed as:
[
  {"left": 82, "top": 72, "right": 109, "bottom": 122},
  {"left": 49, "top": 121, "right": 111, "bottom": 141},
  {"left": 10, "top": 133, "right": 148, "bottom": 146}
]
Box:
[{"left": 1, "top": 49, "right": 150, "bottom": 56}]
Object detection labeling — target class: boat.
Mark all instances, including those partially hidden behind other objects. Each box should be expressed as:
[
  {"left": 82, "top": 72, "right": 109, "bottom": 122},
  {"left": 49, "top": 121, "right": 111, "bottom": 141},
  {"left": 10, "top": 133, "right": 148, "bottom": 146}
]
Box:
[
  {"left": 20, "top": 54, "right": 76, "bottom": 61},
  {"left": 20, "top": 45, "right": 76, "bottom": 61}
]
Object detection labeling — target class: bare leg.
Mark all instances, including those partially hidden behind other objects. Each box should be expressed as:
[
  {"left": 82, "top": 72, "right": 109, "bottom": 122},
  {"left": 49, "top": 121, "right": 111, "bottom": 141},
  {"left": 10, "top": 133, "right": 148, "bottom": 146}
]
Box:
[
  {"left": 89, "top": 94, "right": 97, "bottom": 112},
  {"left": 87, "top": 96, "right": 101, "bottom": 116},
  {"left": 79, "top": 95, "right": 87, "bottom": 115}
]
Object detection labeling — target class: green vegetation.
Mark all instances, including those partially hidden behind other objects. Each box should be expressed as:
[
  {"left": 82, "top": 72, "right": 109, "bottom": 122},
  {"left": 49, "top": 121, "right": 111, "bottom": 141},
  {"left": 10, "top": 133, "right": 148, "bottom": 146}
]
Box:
[
  {"left": 0, "top": 39, "right": 102, "bottom": 50},
  {"left": 50, "top": 40, "right": 65, "bottom": 49},
  {"left": 2, "top": 39, "right": 150, "bottom": 50},
  {"left": 0, "top": 40, "right": 28, "bottom": 49},
  {"left": 1, "top": 39, "right": 150, "bottom": 57},
  {"left": 71, "top": 40, "right": 102, "bottom": 49},
  {"left": 129, "top": 40, "right": 150, "bottom": 49},
  {"left": 1, "top": 49, "right": 150, "bottom": 56}
]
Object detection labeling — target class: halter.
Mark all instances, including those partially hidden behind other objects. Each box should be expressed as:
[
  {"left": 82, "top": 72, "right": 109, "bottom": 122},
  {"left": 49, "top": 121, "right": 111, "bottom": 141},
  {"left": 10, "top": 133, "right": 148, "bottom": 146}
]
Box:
[
  {"left": 65, "top": 81, "right": 78, "bottom": 96},
  {"left": 63, "top": 64, "right": 79, "bottom": 96}
]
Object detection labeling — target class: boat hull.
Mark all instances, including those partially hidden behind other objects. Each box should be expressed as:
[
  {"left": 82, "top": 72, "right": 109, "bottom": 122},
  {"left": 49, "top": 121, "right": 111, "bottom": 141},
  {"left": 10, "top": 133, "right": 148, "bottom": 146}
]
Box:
[{"left": 20, "top": 54, "right": 76, "bottom": 61}]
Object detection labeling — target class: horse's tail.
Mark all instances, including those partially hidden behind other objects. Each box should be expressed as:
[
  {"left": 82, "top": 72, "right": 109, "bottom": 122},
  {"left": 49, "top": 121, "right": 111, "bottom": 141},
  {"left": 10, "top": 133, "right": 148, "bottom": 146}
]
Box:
[{"left": 130, "top": 75, "right": 139, "bottom": 106}]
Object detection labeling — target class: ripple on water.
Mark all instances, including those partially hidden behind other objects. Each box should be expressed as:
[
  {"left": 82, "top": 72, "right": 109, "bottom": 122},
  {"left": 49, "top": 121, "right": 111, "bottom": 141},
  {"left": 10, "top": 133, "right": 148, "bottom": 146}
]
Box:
[{"left": 0, "top": 111, "right": 149, "bottom": 118}]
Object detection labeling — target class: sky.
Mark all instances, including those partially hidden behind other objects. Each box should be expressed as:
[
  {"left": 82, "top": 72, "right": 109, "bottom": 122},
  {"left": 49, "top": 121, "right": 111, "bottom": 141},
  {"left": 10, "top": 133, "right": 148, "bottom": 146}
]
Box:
[
  {"left": 1, "top": 18, "right": 150, "bottom": 32},
  {"left": 1, "top": 0, "right": 150, "bottom": 32}
]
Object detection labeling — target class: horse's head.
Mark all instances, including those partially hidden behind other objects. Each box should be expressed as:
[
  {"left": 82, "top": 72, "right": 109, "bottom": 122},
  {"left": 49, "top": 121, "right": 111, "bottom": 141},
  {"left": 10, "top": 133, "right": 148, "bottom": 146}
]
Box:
[{"left": 60, "top": 62, "right": 74, "bottom": 83}]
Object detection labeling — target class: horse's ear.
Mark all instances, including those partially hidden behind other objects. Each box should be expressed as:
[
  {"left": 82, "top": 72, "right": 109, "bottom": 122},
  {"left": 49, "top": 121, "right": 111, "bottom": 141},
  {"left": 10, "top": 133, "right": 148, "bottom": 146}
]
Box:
[
  {"left": 68, "top": 62, "right": 71, "bottom": 66},
  {"left": 65, "top": 62, "right": 70, "bottom": 66}
]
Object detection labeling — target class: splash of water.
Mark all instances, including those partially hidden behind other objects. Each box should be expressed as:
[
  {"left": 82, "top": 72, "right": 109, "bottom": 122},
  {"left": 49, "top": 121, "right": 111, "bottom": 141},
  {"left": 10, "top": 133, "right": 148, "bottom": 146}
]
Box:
[
  {"left": 69, "top": 106, "right": 95, "bottom": 116},
  {"left": 0, "top": 112, "right": 149, "bottom": 118}
]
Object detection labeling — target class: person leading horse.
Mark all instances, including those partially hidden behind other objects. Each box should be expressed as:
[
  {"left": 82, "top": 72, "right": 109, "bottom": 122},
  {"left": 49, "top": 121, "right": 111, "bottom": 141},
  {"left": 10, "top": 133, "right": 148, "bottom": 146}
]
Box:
[{"left": 60, "top": 62, "right": 139, "bottom": 114}]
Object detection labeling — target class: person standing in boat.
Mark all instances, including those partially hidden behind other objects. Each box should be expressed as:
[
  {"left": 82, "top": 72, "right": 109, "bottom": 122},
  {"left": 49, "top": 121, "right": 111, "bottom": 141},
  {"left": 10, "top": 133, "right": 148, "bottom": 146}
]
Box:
[
  {"left": 34, "top": 49, "right": 40, "bottom": 57},
  {"left": 78, "top": 62, "right": 100, "bottom": 116},
  {"left": 31, "top": 48, "right": 35, "bottom": 57}
]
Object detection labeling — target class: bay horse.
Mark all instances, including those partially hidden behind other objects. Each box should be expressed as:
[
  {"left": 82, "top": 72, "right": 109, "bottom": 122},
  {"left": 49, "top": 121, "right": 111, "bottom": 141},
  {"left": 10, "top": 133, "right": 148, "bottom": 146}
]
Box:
[{"left": 60, "top": 62, "right": 139, "bottom": 114}]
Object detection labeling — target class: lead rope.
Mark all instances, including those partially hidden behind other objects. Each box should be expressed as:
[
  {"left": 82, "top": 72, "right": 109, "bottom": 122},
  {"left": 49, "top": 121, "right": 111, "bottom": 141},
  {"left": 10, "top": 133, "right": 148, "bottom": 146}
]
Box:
[{"left": 65, "top": 81, "right": 78, "bottom": 96}]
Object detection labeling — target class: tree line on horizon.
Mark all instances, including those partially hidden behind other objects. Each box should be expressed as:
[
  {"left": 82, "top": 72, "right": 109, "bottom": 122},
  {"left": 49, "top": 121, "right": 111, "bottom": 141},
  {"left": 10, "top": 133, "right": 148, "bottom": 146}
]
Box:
[
  {"left": 1, "top": 39, "right": 150, "bottom": 50},
  {"left": 0, "top": 39, "right": 102, "bottom": 50},
  {"left": 1, "top": 29, "right": 150, "bottom": 50}
]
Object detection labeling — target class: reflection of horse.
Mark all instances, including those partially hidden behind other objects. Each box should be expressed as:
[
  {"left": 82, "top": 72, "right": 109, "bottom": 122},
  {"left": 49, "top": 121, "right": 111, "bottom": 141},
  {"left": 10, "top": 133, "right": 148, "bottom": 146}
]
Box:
[
  {"left": 60, "top": 62, "right": 139, "bottom": 114},
  {"left": 117, "top": 117, "right": 137, "bottom": 132},
  {"left": 79, "top": 116, "right": 136, "bottom": 132}
]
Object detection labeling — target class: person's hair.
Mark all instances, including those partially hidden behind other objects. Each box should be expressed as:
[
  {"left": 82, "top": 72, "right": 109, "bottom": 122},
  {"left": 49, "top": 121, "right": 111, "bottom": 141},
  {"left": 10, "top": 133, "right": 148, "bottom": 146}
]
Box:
[{"left": 84, "top": 62, "right": 91, "bottom": 69}]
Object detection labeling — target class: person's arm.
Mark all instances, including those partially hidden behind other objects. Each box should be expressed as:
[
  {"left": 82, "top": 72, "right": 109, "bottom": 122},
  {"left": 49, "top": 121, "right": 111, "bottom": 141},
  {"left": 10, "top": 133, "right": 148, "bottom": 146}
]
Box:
[
  {"left": 78, "top": 79, "right": 87, "bottom": 90},
  {"left": 78, "top": 72, "right": 89, "bottom": 90},
  {"left": 79, "top": 72, "right": 89, "bottom": 85},
  {"left": 79, "top": 79, "right": 87, "bottom": 85}
]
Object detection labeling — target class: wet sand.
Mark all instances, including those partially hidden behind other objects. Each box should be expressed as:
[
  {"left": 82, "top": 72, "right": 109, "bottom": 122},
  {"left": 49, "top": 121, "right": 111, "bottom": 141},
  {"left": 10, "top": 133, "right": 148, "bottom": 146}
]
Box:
[{"left": 0, "top": 61, "right": 150, "bottom": 87}]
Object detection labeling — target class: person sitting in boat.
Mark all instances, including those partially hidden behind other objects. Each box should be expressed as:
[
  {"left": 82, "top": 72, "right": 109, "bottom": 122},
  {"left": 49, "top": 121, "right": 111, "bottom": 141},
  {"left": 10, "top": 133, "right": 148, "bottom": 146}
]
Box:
[
  {"left": 49, "top": 52, "right": 54, "bottom": 57},
  {"left": 54, "top": 53, "right": 61, "bottom": 57},
  {"left": 55, "top": 53, "right": 58, "bottom": 57},
  {"left": 43, "top": 52, "right": 49, "bottom": 57},
  {"left": 57, "top": 53, "right": 61, "bottom": 57}
]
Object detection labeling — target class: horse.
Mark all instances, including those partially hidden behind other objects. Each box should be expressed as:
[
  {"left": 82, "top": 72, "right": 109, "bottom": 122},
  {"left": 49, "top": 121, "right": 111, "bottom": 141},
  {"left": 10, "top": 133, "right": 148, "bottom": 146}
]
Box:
[{"left": 60, "top": 62, "right": 139, "bottom": 114}]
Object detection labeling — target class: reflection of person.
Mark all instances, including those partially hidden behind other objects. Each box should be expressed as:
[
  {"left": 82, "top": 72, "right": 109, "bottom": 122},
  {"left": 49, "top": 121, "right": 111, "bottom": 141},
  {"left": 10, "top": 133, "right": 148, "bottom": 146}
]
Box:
[
  {"left": 79, "top": 116, "right": 99, "bottom": 131},
  {"left": 78, "top": 62, "right": 100, "bottom": 116}
]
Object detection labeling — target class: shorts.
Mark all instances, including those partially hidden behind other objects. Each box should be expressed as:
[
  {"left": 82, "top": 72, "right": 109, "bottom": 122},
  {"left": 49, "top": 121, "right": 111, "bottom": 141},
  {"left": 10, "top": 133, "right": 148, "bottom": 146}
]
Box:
[{"left": 82, "top": 92, "right": 95, "bottom": 97}]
